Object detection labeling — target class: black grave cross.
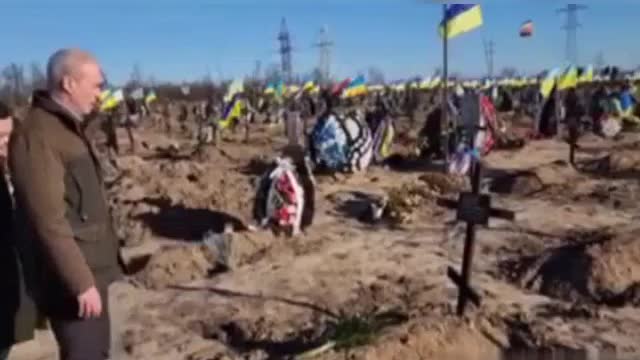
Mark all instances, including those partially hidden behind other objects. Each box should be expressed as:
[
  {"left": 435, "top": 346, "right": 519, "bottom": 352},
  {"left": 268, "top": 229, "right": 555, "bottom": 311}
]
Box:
[
  {"left": 568, "top": 127, "right": 577, "bottom": 166},
  {"left": 436, "top": 91, "right": 516, "bottom": 317}
]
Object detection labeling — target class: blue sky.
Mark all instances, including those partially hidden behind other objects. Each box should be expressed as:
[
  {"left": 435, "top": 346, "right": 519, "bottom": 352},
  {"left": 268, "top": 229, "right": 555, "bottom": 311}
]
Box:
[{"left": 2, "top": 0, "right": 639, "bottom": 85}]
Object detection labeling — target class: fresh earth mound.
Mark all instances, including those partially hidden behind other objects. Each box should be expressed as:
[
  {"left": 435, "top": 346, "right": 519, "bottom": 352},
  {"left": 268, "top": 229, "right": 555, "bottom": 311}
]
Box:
[{"left": 501, "top": 227, "right": 640, "bottom": 306}]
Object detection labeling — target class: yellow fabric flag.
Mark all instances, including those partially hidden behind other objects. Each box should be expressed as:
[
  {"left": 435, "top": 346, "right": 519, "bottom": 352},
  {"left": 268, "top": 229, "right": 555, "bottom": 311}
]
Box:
[
  {"left": 578, "top": 66, "right": 594, "bottom": 84},
  {"left": 439, "top": 5, "right": 483, "bottom": 39},
  {"left": 218, "top": 99, "right": 244, "bottom": 130},
  {"left": 557, "top": 66, "right": 578, "bottom": 90},
  {"left": 540, "top": 68, "right": 560, "bottom": 99}
]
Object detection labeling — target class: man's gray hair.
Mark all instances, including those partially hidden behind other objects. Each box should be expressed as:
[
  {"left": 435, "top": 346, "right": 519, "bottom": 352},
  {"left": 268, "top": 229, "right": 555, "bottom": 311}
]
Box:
[
  {"left": 46, "top": 48, "right": 96, "bottom": 92},
  {"left": 46, "top": 49, "right": 72, "bottom": 91}
]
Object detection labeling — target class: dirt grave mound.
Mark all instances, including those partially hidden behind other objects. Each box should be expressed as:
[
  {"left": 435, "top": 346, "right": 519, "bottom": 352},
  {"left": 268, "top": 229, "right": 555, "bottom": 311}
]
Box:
[
  {"left": 328, "top": 173, "right": 464, "bottom": 227},
  {"left": 489, "top": 171, "right": 545, "bottom": 197},
  {"left": 604, "top": 150, "right": 640, "bottom": 175},
  {"left": 134, "top": 244, "right": 219, "bottom": 289},
  {"left": 575, "top": 182, "right": 640, "bottom": 210},
  {"left": 580, "top": 150, "right": 640, "bottom": 179},
  {"left": 499, "top": 227, "right": 640, "bottom": 306},
  {"left": 131, "top": 229, "right": 273, "bottom": 290},
  {"left": 488, "top": 160, "right": 585, "bottom": 199}
]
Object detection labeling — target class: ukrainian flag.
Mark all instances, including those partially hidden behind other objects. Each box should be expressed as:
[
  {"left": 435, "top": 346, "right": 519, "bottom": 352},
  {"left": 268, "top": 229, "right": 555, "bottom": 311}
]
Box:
[
  {"left": 218, "top": 97, "right": 244, "bottom": 130},
  {"left": 303, "top": 81, "right": 316, "bottom": 92},
  {"left": 275, "top": 80, "right": 285, "bottom": 98},
  {"left": 557, "top": 66, "right": 578, "bottom": 90},
  {"left": 439, "top": 4, "right": 483, "bottom": 39},
  {"left": 264, "top": 80, "right": 285, "bottom": 97},
  {"left": 264, "top": 83, "right": 275, "bottom": 95},
  {"left": 540, "top": 68, "right": 561, "bottom": 99},
  {"left": 100, "top": 88, "right": 124, "bottom": 112},
  {"left": 344, "top": 75, "right": 367, "bottom": 97},
  {"left": 578, "top": 65, "right": 594, "bottom": 84}
]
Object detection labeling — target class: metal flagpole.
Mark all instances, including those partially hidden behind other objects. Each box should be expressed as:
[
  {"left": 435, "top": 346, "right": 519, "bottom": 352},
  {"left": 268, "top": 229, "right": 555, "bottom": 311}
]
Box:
[{"left": 441, "top": 4, "right": 450, "bottom": 163}]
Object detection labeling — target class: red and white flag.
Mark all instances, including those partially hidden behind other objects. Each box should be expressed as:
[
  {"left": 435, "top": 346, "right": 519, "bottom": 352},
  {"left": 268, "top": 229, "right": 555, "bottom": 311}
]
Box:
[{"left": 519, "top": 20, "right": 533, "bottom": 37}]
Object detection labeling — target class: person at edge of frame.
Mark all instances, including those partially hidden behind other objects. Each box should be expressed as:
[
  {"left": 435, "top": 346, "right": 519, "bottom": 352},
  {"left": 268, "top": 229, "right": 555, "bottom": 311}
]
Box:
[{"left": 9, "top": 48, "right": 122, "bottom": 360}]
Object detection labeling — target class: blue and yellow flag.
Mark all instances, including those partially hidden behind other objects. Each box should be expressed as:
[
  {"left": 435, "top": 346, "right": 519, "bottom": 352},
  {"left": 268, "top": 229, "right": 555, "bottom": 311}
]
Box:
[
  {"left": 558, "top": 66, "right": 578, "bottom": 90},
  {"left": 265, "top": 80, "right": 285, "bottom": 97},
  {"left": 439, "top": 4, "right": 483, "bottom": 39},
  {"left": 264, "top": 84, "right": 275, "bottom": 95},
  {"left": 100, "top": 88, "right": 124, "bottom": 111},
  {"left": 218, "top": 97, "right": 244, "bottom": 130},
  {"left": 277, "top": 80, "right": 285, "bottom": 96},
  {"left": 344, "top": 75, "right": 367, "bottom": 97},
  {"left": 578, "top": 65, "right": 594, "bottom": 84},
  {"left": 145, "top": 91, "right": 157, "bottom": 104},
  {"left": 540, "top": 68, "right": 561, "bottom": 99},
  {"left": 303, "top": 80, "right": 319, "bottom": 93}
]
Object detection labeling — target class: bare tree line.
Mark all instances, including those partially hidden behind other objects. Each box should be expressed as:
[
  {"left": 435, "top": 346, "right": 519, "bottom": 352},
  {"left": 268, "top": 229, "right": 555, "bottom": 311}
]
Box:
[
  {"left": 0, "top": 61, "right": 393, "bottom": 105},
  {"left": 0, "top": 62, "right": 47, "bottom": 107}
]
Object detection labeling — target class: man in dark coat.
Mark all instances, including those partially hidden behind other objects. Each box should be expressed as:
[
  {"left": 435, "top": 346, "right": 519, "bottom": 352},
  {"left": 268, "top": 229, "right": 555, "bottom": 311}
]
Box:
[
  {"left": 0, "top": 101, "right": 37, "bottom": 360},
  {"left": 9, "top": 49, "right": 121, "bottom": 360}
]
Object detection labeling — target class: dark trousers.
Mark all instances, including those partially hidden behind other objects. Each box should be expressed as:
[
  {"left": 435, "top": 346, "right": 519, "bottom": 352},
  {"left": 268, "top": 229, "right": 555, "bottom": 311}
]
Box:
[{"left": 47, "top": 286, "right": 110, "bottom": 360}]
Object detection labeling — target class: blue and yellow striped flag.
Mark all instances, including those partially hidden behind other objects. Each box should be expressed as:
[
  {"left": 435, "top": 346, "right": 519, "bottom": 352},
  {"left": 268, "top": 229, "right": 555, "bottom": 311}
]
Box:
[
  {"left": 344, "top": 75, "right": 367, "bottom": 97},
  {"left": 439, "top": 4, "right": 483, "bottom": 39},
  {"left": 218, "top": 97, "right": 244, "bottom": 130},
  {"left": 578, "top": 65, "right": 594, "bottom": 84},
  {"left": 540, "top": 68, "right": 561, "bottom": 99},
  {"left": 100, "top": 88, "right": 124, "bottom": 111},
  {"left": 557, "top": 66, "right": 578, "bottom": 90}
]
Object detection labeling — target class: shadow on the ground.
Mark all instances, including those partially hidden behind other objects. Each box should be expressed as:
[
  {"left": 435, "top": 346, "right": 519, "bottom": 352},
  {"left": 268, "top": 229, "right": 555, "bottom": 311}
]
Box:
[
  {"left": 384, "top": 154, "right": 448, "bottom": 173},
  {"left": 215, "top": 321, "right": 327, "bottom": 360},
  {"left": 172, "top": 289, "right": 409, "bottom": 360},
  {"left": 574, "top": 155, "right": 640, "bottom": 181},
  {"left": 135, "top": 197, "right": 247, "bottom": 242},
  {"left": 332, "top": 191, "right": 382, "bottom": 223},
  {"left": 237, "top": 156, "right": 273, "bottom": 176},
  {"left": 484, "top": 168, "right": 547, "bottom": 197}
]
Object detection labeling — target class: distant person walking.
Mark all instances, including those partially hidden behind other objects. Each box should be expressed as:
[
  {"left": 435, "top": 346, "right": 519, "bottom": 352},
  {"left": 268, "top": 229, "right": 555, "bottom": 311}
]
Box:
[
  {"left": 0, "top": 101, "right": 37, "bottom": 360},
  {"left": 9, "top": 49, "right": 122, "bottom": 360}
]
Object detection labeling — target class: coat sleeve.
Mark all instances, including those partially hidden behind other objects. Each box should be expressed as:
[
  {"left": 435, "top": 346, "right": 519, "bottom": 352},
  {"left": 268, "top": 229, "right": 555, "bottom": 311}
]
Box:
[{"left": 9, "top": 132, "right": 95, "bottom": 296}]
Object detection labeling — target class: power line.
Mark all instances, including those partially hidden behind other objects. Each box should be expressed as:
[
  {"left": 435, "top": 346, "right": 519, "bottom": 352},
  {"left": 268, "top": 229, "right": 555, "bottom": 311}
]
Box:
[
  {"left": 278, "top": 18, "right": 293, "bottom": 83},
  {"left": 557, "top": 4, "right": 587, "bottom": 65},
  {"left": 483, "top": 39, "right": 495, "bottom": 79},
  {"left": 314, "top": 25, "right": 333, "bottom": 85}
]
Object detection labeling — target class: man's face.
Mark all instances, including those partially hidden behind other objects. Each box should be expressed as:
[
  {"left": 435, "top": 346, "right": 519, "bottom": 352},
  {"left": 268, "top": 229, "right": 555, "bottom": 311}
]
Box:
[
  {"left": 65, "top": 61, "right": 104, "bottom": 116},
  {"left": 0, "top": 117, "right": 14, "bottom": 160}
]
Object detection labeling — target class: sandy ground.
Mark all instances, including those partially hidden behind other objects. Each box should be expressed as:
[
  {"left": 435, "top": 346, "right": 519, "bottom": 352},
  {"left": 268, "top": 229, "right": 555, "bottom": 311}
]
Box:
[{"left": 9, "top": 116, "right": 640, "bottom": 360}]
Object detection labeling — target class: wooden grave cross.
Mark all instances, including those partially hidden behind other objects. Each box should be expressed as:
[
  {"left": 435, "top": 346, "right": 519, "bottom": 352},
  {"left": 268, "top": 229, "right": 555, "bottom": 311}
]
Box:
[{"left": 436, "top": 91, "right": 516, "bottom": 317}]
